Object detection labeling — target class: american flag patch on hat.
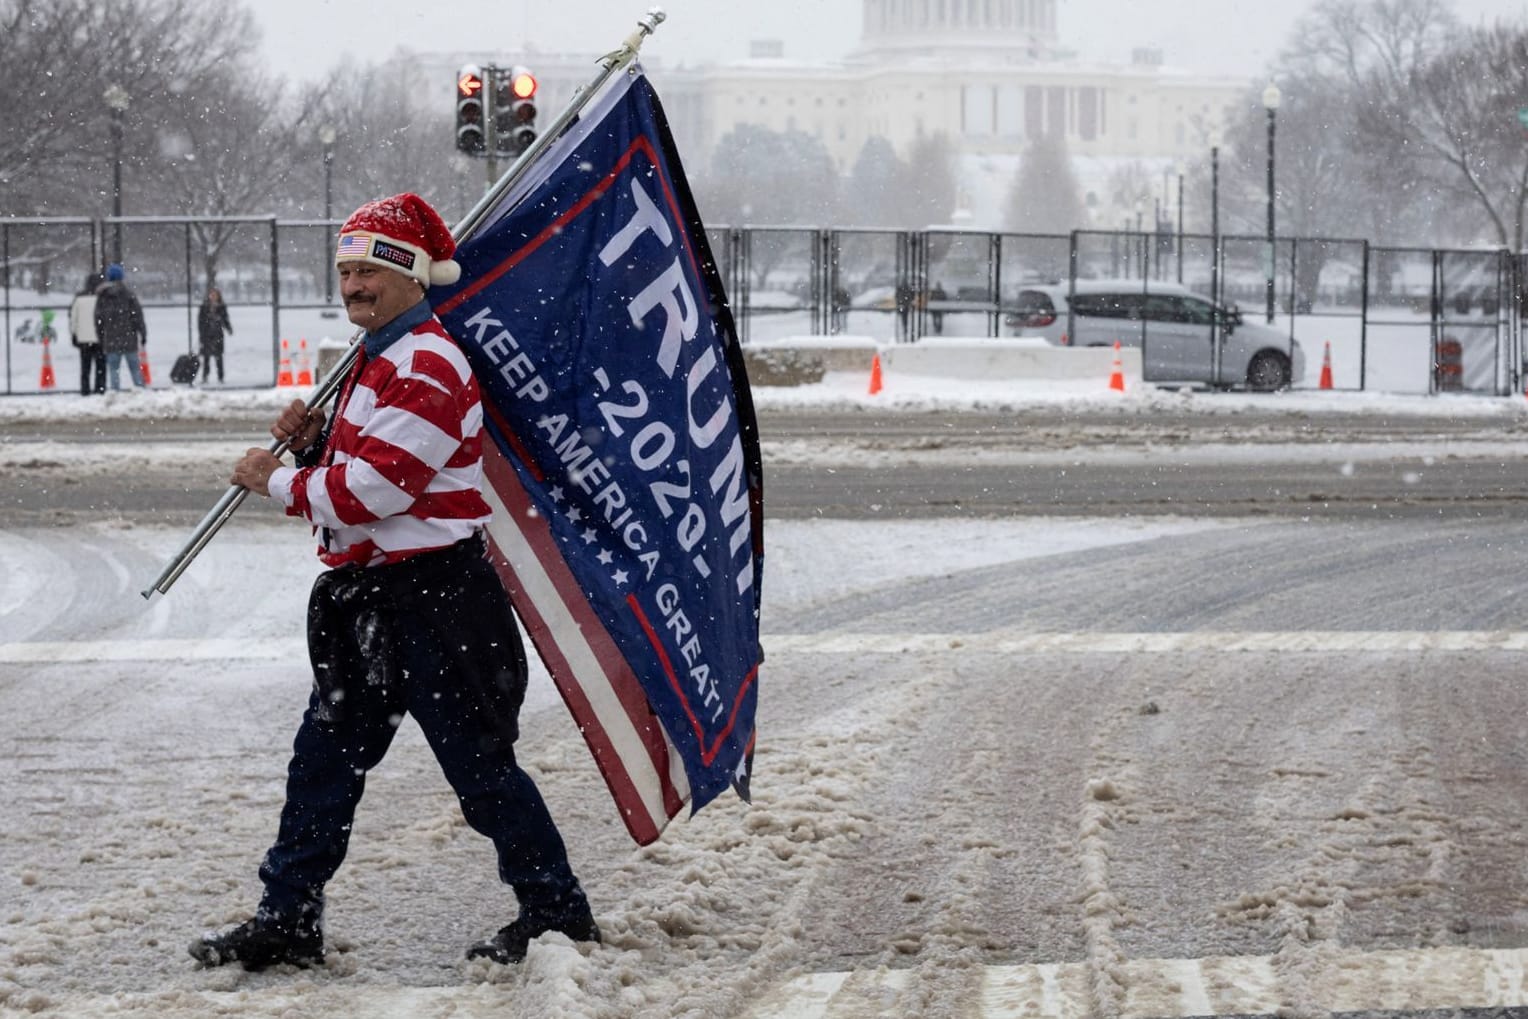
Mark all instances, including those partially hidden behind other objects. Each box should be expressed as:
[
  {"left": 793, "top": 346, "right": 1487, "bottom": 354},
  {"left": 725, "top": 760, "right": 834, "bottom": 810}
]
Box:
[{"left": 336, "top": 233, "right": 372, "bottom": 258}]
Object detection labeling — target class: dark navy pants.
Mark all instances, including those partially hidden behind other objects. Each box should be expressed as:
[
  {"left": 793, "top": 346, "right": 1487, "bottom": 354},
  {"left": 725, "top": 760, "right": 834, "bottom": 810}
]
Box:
[{"left": 256, "top": 547, "right": 587, "bottom": 928}]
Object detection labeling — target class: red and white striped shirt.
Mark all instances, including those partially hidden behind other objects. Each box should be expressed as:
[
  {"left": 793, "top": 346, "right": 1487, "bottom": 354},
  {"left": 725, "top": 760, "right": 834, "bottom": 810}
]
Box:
[{"left": 268, "top": 305, "right": 491, "bottom": 568}]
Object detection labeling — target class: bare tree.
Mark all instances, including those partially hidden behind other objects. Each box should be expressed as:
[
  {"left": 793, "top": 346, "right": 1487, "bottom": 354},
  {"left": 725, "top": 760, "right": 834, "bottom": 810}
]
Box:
[
  {"left": 143, "top": 63, "right": 318, "bottom": 288},
  {"left": 0, "top": 0, "right": 268, "bottom": 216},
  {"left": 1358, "top": 24, "right": 1528, "bottom": 249},
  {"left": 1287, "top": 0, "right": 1457, "bottom": 87},
  {"left": 1267, "top": 0, "right": 1463, "bottom": 244},
  {"left": 303, "top": 58, "right": 481, "bottom": 225},
  {"left": 1104, "top": 162, "right": 1156, "bottom": 231}
]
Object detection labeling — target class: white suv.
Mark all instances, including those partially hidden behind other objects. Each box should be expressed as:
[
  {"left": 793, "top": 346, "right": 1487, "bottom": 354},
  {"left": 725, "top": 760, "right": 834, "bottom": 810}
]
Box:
[{"left": 1006, "top": 280, "right": 1304, "bottom": 390}]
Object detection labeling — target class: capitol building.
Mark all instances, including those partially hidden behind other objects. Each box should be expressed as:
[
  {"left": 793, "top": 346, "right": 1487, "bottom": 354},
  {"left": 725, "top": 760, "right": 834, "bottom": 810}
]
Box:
[{"left": 426, "top": 0, "right": 1252, "bottom": 226}]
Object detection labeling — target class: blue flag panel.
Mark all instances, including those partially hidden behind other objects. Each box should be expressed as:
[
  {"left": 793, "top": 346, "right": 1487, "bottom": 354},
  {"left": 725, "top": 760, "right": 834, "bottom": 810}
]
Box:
[{"left": 432, "top": 70, "right": 763, "bottom": 841}]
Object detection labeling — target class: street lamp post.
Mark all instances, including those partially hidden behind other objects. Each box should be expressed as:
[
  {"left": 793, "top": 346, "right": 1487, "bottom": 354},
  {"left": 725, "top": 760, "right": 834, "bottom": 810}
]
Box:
[
  {"left": 318, "top": 125, "right": 337, "bottom": 303},
  {"left": 1175, "top": 161, "right": 1185, "bottom": 283},
  {"left": 1209, "top": 129, "right": 1222, "bottom": 383},
  {"left": 1263, "top": 82, "right": 1281, "bottom": 324},
  {"left": 104, "top": 85, "right": 130, "bottom": 264}
]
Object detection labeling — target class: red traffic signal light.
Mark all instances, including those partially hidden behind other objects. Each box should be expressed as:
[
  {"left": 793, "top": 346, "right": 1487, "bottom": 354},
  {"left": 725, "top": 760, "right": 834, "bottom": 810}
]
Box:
[
  {"left": 455, "top": 64, "right": 485, "bottom": 154},
  {"left": 492, "top": 65, "right": 539, "bottom": 157}
]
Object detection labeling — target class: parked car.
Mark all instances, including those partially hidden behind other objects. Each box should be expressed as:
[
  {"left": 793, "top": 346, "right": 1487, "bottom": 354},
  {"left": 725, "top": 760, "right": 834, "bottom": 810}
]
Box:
[{"left": 1004, "top": 280, "right": 1305, "bottom": 390}]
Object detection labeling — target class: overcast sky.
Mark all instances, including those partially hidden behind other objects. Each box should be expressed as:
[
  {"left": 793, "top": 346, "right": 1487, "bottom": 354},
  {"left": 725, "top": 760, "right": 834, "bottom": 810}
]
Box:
[{"left": 248, "top": 0, "right": 1524, "bottom": 84}]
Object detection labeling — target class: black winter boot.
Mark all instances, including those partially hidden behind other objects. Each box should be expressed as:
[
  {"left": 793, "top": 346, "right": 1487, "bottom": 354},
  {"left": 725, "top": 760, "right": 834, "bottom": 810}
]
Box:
[
  {"left": 467, "top": 905, "right": 601, "bottom": 964},
  {"left": 188, "top": 913, "right": 324, "bottom": 970}
]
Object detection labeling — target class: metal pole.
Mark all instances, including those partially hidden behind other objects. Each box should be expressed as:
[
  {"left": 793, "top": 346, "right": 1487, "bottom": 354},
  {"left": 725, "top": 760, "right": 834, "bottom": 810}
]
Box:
[
  {"left": 111, "top": 109, "right": 124, "bottom": 264},
  {"left": 184, "top": 225, "right": 194, "bottom": 356},
  {"left": 323, "top": 143, "right": 334, "bottom": 303},
  {"left": 1176, "top": 171, "right": 1184, "bottom": 283},
  {"left": 1210, "top": 142, "right": 1221, "bottom": 384},
  {"left": 485, "top": 65, "right": 501, "bottom": 194},
  {"left": 1265, "top": 104, "right": 1277, "bottom": 323},
  {"left": 3, "top": 223, "right": 10, "bottom": 396},
  {"left": 142, "top": 6, "right": 669, "bottom": 599}
]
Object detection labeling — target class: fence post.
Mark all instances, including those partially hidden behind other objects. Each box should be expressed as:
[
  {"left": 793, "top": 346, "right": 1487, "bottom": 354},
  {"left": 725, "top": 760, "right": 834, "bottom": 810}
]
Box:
[
  {"left": 736, "top": 227, "right": 751, "bottom": 345},
  {"left": 1359, "top": 241, "right": 1370, "bottom": 391},
  {"left": 269, "top": 217, "right": 281, "bottom": 384},
  {"left": 183, "top": 223, "right": 195, "bottom": 356},
  {"left": 988, "top": 232, "right": 1001, "bottom": 338},
  {"left": 2, "top": 222, "right": 9, "bottom": 396}
]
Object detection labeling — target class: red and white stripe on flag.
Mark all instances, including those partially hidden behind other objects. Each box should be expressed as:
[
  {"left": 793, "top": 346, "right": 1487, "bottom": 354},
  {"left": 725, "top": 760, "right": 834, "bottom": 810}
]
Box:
[{"left": 478, "top": 443, "right": 692, "bottom": 845}]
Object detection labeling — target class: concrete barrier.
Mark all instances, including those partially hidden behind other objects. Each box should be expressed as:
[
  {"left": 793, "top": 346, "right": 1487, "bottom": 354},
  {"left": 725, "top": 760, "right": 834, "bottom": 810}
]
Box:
[
  {"left": 883, "top": 338, "right": 1142, "bottom": 384},
  {"left": 742, "top": 338, "right": 879, "bottom": 386},
  {"left": 742, "top": 337, "right": 1143, "bottom": 387}
]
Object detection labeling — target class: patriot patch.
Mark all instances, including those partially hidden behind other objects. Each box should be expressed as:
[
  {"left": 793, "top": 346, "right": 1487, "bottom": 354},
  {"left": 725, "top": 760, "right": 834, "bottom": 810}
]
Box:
[
  {"left": 371, "top": 240, "right": 416, "bottom": 271},
  {"left": 336, "top": 233, "right": 372, "bottom": 259}
]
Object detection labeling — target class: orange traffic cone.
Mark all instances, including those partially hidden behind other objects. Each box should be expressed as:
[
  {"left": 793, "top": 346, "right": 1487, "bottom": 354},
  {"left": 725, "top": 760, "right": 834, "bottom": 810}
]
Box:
[
  {"left": 1319, "top": 341, "right": 1334, "bottom": 390},
  {"left": 38, "top": 336, "right": 55, "bottom": 390},
  {"left": 138, "top": 346, "right": 152, "bottom": 386},
  {"left": 296, "top": 339, "right": 314, "bottom": 386},
  {"left": 277, "top": 338, "right": 294, "bottom": 386},
  {"left": 1108, "top": 341, "right": 1125, "bottom": 392},
  {"left": 868, "top": 352, "right": 883, "bottom": 395}
]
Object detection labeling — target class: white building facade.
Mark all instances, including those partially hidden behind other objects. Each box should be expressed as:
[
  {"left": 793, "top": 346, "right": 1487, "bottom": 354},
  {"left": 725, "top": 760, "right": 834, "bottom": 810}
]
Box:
[{"left": 423, "top": 0, "right": 1252, "bottom": 226}]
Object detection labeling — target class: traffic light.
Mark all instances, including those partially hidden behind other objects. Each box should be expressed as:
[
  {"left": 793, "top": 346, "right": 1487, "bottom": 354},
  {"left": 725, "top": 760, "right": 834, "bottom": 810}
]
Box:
[
  {"left": 495, "top": 66, "right": 537, "bottom": 157},
  {"left": 455, "top": 64, "right": 485, "bottom": 154}
]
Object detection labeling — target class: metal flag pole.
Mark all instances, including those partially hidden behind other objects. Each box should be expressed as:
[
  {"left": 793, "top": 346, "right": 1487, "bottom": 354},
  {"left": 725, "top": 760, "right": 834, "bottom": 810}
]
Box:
[{"left": 142, "top": 7, "right": 667, "bottom": 600}]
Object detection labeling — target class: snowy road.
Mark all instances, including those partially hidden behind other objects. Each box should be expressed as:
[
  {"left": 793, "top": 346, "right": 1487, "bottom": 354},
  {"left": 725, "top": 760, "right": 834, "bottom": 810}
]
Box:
[
  {"left": 3, "top": 393, "right": 1528, "bottom": 1017},
  {"left": 10, "top": 404, "right": 1528, "bottom": 524}
]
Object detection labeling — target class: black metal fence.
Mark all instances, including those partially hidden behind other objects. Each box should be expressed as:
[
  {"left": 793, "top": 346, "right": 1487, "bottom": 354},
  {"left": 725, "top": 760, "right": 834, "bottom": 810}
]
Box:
[{"left": 3, "top": 215, "right": 1522, "bottom": 395}]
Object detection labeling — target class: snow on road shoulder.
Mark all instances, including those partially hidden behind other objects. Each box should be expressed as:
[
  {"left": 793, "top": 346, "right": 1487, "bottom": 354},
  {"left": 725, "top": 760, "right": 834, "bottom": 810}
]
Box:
[{"left": 3, "top": 373, "right": 1527, "bottom": 423}]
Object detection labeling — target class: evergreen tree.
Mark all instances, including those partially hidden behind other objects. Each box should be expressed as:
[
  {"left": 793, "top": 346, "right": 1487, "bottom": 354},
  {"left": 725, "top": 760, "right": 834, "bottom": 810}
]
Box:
[
  {"left": 843, "top": 136, "right": 905, "bottom": 229},
  {"left": 1004, "top": 132, "right": 1085, "bottom": 234},
  {"left": 896, "top": 132, "right": 957, "bottom": 229}
]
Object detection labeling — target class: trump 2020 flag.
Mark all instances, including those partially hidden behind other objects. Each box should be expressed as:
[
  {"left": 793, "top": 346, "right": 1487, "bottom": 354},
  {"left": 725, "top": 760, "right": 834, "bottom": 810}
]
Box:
[{"left": 431, "top": 66, "right": 763, "bottom": 846}]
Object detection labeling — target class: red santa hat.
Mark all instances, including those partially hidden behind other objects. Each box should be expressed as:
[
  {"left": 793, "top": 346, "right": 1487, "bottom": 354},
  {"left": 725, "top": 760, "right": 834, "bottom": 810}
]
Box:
[{"left": 334, "top": 192, "right": 461, "bottom": 287}]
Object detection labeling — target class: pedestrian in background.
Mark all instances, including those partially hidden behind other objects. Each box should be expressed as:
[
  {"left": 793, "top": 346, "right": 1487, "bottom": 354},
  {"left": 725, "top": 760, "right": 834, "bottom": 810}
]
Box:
[
  {"left": 929, "top": 281, "right": 948, "bottom": 335},
  {"left": 190, "top": 193, "right": 598, "bottom": 972},
  {"left": 94, "top": 263, "right": 147, "bottom": 390},
  {"left": 197, "top": 286, "right": 232, "bottom": 384},
  {"left": 69, "top": 272, "right": 106, "bottom": 395}
]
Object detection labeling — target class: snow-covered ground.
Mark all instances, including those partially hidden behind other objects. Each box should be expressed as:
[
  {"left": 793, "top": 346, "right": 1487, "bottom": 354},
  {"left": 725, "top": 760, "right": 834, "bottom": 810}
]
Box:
[
  {"left": 5, "top": 356, "right": 1528, "bottom": 424},
  {"left": 2, "top": 293, "right": 1516, "bottom": 396},
  {"left": 4, "top": 376, "right": 1527, "bottom": 1017}
]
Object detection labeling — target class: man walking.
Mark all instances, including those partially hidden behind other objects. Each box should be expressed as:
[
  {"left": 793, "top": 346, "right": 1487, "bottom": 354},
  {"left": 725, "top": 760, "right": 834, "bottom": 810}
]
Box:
[
  {"left": 93, "top": 263, "right": 146, "bottom": 390},
  {"left": 190, "top": 193, "right": 598, "bottom": 971}
]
